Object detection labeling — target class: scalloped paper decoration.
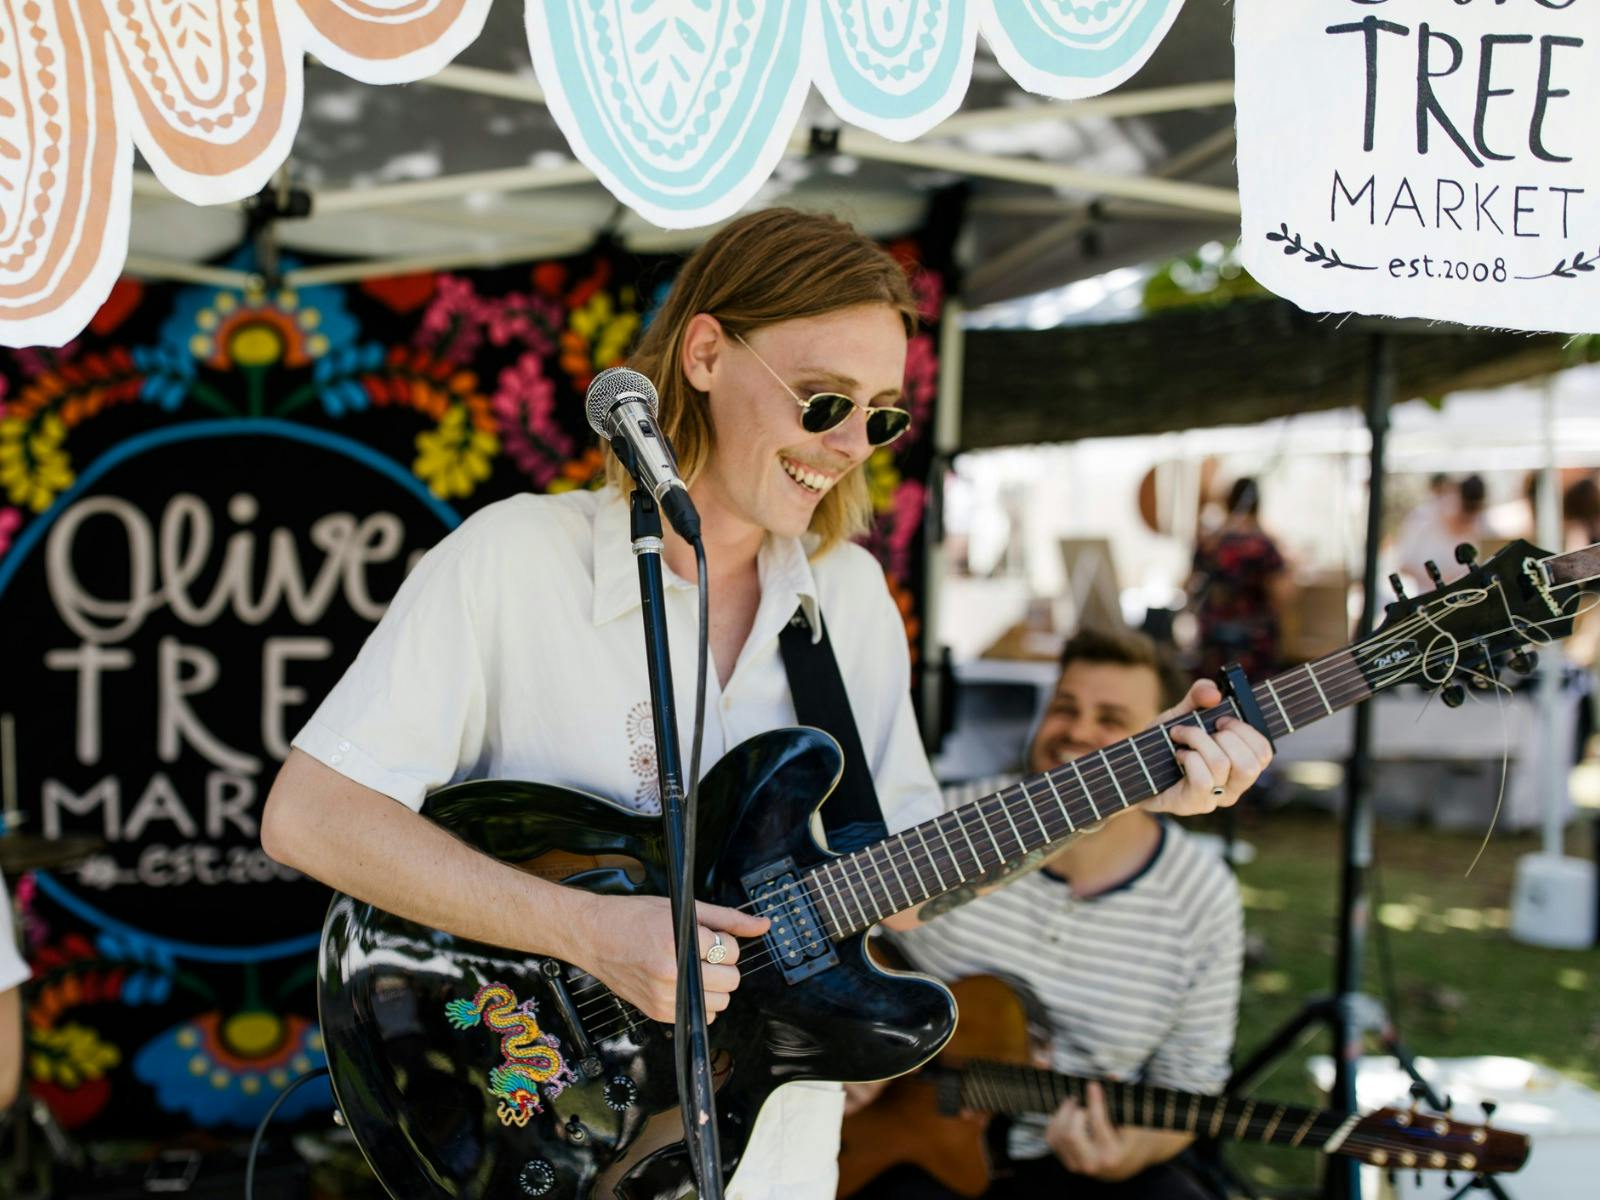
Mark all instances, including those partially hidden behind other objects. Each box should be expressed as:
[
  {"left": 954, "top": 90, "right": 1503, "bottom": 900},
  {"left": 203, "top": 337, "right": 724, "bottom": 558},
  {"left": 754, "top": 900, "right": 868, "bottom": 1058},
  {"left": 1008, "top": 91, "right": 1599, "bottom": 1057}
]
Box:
[
  {"left": 0, "top": 0, "right": 493, "bottom": 349},
  {"left": 527, "top": 0, "right": 1188, "bottom": 229},
  {"left": 1, "top": 0, "right": 1186, "bottom": 347}
]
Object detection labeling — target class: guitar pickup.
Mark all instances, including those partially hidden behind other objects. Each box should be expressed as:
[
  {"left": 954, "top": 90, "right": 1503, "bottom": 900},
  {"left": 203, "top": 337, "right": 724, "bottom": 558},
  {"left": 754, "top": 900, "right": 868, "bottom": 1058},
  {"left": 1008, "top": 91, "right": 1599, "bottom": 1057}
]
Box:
[{"left": 742, "top": 857, "right": 837, "bottom": 984}]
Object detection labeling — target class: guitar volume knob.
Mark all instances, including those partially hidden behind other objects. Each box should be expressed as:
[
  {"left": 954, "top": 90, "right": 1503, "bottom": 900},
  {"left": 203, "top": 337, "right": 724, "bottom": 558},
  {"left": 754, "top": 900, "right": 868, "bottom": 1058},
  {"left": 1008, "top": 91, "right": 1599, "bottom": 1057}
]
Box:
[{"left": 518, "top": 1158, "right": 556, "bottom": 1196}]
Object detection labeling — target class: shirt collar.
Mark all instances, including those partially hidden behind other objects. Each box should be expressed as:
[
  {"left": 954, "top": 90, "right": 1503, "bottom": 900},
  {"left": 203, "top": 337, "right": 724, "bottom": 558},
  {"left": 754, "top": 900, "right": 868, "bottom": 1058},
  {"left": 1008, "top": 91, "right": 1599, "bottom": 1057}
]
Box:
[{"left": 590, "top": 490, "right": 823, "bottom": 642}]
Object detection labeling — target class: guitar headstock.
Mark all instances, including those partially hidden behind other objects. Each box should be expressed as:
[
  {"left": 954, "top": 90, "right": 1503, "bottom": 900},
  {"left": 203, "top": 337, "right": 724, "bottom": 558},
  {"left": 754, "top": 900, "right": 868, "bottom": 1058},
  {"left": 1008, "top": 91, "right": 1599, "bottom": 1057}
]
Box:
[
  {"left": 1352, "top": 1107, "right": 1530, "bottom": 1174},
  {"left": 1356, "top": 540, "right": 1589, "bottom": 698}
]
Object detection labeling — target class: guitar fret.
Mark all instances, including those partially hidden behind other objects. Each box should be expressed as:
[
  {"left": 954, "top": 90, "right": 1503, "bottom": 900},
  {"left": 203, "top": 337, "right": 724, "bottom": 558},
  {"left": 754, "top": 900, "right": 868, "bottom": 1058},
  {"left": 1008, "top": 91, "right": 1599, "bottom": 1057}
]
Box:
[
  {"left": 883, "top": 835, "right": 914, "bottom": 909},
  {"left": 996, "top": 794, "right": 1027, "bottom": 858},
  {"left": 811, "top": 870, "right": 844, "bottom": 935},
  {"left": 1261, "top": 1105, "right": 1288, "bottom": 1144},
  {"left": 1070, "top": 759, "right": 1099, "bottom": 821},
  {"left": 1129, "top": 736, "right": 1159, "bottom": 795},
  {"left": 1186, "top": 1094, "right": 1200, "bottom": 1135},
  {"left": 915, "top": 826, "right": 948, "bottom": 893},
  {"left": 1018, "top": 779, "right": 1051, "bottom": 842},
  {"left": 1041, "top": 772, "right": 1076, "bottom": 832},
  {"left": 837, "top": 861, "right": 870, "bottom": 929},
  {"left": 952, "top": 810, "right": 986, "bottom": 878},
  {"left": 1163, "top": 1089, "right": 1175, "bottom": 1130},
  {"left": 1305, "top": 663, "right": 1333, "bottom": 715},
  {"left": 1288, "top": 1110, "right": 1320, "bottom": 1147},
  {"left": 1100, "top": 749, "right": 1130, "bottom": 807},
  {"left": 1235, "top": 1099, "right": 1257, "bottom": 1140},
  {"left": 865, "top": 845, "right": 894, "bottom": 915},
  {"left": 1209, "top": 1099, "right": 1226, "bottom": 1139},
  {"left": 903, "top": 835, "right": 935, "bottom": 903},
  {"left": 1143, "top": 1083, "right": 1153, "bottom": 1128},
  {"left": 933, "top": 818, "right": 966, "bottom": 883},
  {"left": 977, "top": 799, "right": 1006, "bottom": 862},
  {"left": 1263, "top": 677, "right": 1294, "bottom": 733}
]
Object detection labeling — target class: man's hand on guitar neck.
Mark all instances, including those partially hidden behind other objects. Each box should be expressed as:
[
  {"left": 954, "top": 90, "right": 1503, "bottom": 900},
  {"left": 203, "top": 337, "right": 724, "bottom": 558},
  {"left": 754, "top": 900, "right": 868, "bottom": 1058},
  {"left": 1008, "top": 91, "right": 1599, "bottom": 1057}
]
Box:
[
  {"left": 1045, "top": 1080, "right": 1192, "bottom": 1183},
  {"left": 572, "top": 894, "right": 770, "bottom": 1024},
  {"left": 1145, "top": 679, "right": 1272, "bottom": 817}
]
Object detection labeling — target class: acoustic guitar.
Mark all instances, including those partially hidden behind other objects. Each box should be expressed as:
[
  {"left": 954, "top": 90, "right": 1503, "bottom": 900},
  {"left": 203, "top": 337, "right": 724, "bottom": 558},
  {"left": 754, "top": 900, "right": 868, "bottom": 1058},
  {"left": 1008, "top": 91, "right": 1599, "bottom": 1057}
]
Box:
[
  {"left": 837, "top": 977, "right": 1530, "bottom": 1197},
  {"left": 317, "top": 539, "right": 1590, "bottom": 1199}
]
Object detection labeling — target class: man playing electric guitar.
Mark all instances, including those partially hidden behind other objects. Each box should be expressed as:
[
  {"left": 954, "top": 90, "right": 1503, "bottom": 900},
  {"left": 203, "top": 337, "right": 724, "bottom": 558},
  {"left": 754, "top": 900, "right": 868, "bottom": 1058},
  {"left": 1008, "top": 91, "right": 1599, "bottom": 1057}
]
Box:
[
  {"left": 850, "top": 628, "right": 1242, "bottom": 1200},
  {"left": 261, "top": 211, "right": 1270, "bottom": 1200}
]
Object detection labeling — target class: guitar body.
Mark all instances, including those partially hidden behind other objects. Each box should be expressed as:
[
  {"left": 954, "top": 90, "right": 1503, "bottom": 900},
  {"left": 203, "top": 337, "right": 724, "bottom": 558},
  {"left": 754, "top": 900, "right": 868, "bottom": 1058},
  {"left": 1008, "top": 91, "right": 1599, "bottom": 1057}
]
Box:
[
  {"left": 838, "top": 976, "right": 1031, "bottom": 1199},
  {"left": 317, "top": 728, "right": 956, "bottom": 1200}
]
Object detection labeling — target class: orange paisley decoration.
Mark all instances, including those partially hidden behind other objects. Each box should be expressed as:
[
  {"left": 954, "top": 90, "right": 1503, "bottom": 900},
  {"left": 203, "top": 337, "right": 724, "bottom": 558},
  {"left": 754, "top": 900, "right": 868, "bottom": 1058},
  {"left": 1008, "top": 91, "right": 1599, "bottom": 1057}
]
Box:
[{"left": 0, "top": 0, "right": 490, "bottom": 348}]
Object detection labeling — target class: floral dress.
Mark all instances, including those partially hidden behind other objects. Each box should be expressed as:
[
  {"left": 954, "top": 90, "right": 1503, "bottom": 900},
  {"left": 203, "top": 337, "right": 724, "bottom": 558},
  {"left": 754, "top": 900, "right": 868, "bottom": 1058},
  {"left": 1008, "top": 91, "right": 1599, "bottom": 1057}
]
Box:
[{"left": 1191, "top": 529, "right": 1286, "bottom": 681}]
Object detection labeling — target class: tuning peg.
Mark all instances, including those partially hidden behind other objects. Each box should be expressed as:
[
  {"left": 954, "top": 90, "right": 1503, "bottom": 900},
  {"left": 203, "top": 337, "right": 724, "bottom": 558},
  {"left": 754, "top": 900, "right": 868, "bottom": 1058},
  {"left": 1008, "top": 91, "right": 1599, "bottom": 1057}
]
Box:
[
  {"left": 1508, "top": 650, "right": 1539, "bottom": 676},
  {"left": 1441, "top": 684, "right": 1466, "bottom": 708},
  {"left": 1455, "top": 543, "right": 1479, "bottom": 566},
  {"left": 1426, "top": 560, "right": 1447, "bottom": 588},
  {"left": 1390, "top": 573, "right": 1409, "bottom": 602}
]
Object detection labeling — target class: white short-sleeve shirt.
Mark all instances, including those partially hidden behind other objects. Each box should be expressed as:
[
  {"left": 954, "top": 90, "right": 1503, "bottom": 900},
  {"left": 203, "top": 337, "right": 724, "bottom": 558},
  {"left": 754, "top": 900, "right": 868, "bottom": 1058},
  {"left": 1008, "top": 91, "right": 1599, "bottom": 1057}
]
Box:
[
  {"left": 294, "top": 487, "right": 942, "bottom": 1199},
  {"left": 0, "top": 870, "right": 28, "bottom": 993}
]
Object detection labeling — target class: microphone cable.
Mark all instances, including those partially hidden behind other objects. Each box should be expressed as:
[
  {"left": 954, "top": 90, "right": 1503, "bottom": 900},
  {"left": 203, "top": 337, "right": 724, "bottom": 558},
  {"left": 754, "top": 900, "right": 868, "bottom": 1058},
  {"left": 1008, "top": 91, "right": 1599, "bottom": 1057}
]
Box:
[{"left": 243, "top": 1066, "right": 329, "bottom": 1200}]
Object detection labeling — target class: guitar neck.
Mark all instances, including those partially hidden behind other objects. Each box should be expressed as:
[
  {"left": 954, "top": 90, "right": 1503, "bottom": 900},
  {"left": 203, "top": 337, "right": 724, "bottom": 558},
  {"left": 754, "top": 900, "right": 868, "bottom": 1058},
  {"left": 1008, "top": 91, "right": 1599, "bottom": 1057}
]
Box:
[
  {"left": 803, "top": 649, "right": 1370, "bottom": 937},
  {"left": 956, "top": 1063, "right": 1357, "bottom": 1154}
]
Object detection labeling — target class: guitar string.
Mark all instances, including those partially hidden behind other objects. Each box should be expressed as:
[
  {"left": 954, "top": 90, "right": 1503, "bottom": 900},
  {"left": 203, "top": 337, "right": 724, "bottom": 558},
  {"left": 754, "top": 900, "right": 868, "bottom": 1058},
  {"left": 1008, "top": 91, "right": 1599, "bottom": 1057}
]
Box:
[
  {"left": 566, "top": 598, "right": 1568, "bottom": 1026},
  {"left": 562, "top": 600, "right": 1498, "bottom": 1017},
  {"left": 564, "top": 600, "right": 1575, "bottom": 1031},
  {"left": 968, "top": 1067, "right": 1489, "bottom": 1166}
]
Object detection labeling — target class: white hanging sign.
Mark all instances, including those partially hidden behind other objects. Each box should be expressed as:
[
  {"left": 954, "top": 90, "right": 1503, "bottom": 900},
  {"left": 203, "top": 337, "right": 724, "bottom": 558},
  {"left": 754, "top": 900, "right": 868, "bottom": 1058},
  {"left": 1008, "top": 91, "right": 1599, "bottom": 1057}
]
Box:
[{"left": 1237, "top": 0, "right": 1600, "bottom": 333}]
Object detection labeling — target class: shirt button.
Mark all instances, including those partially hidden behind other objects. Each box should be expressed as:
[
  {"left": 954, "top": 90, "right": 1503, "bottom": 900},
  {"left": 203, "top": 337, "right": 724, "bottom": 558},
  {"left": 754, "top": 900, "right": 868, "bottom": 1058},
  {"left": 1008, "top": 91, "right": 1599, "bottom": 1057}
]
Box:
[
  {"left": 338, "top": 741, "right": 351, "bottom": 752},
  {"left": 330, "top": 754, "right": 343, "bottom": 764}
]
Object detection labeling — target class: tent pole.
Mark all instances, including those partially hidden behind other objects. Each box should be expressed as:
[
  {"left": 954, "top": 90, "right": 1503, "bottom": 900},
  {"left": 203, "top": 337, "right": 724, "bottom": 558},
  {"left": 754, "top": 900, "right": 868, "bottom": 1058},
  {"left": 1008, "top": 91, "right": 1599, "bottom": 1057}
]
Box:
[
  {"left": 922, "top": 299, "right": 965, "bottom": 751},
  {"left": 1325, "top": 333, "right": 1393, "bottom": 1200}
]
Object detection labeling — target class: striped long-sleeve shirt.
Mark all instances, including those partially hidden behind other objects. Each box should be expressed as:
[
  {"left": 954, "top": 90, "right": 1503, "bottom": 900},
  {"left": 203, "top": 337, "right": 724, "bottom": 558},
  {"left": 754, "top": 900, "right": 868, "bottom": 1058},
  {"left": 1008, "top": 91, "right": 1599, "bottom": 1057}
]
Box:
[{"left": 888, "top": 802, "right": 1243, "bottom": 1162}]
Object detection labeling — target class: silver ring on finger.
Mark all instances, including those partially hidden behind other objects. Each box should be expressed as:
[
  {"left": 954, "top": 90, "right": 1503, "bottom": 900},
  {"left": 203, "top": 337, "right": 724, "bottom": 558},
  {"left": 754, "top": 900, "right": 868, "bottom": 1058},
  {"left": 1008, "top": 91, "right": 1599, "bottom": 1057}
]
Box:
[{"left": 705, "top": 931, "right": 728, "bottom": 965}]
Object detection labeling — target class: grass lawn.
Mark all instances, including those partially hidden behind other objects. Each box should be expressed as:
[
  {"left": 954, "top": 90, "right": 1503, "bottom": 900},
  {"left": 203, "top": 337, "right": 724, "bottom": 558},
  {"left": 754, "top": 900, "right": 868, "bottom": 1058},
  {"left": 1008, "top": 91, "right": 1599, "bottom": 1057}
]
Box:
[{"left": 1200, "top": 804, "right": 1600, "bottom": 1195}]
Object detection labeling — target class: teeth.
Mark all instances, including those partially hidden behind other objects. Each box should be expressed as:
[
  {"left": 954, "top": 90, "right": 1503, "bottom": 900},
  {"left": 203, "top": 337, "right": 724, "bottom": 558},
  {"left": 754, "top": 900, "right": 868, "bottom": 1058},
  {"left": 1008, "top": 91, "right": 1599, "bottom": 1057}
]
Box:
[{"left": 782, "top": 459, "right": 830, "bottom": 493}]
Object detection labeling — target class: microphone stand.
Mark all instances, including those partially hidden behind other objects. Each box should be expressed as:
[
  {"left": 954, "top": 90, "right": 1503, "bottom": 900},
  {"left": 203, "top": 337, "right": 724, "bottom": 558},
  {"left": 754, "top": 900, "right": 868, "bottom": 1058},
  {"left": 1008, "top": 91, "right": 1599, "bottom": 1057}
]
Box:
[{"left": 629, "top": 487, "right": 724, "bottom": 1199}]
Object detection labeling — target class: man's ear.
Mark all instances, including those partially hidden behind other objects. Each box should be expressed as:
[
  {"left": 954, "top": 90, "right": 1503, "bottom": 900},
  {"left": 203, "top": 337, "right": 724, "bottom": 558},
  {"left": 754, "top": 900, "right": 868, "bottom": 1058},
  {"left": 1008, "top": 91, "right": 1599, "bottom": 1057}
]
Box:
[{"left": 681, "top": 313, "right": 723, "bottom": 392}]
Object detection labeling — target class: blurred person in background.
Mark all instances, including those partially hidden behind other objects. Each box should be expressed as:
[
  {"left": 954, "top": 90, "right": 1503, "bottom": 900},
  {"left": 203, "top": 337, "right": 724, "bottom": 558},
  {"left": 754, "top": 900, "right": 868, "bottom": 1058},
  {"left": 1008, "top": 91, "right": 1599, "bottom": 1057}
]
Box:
[
  {"left": 1187, "top": 478, "right": 1292, "bottom": 684},
  {"left": 1397, "top": 474, "right": 1487, "bottom": 587}
]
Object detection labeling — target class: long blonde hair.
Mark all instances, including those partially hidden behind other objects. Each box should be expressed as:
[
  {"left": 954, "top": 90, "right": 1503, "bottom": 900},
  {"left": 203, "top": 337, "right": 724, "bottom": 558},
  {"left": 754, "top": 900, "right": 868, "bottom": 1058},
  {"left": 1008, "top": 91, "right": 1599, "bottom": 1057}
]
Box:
[{"left": 610, "top": 208, "right": 919, "bottom": 555}]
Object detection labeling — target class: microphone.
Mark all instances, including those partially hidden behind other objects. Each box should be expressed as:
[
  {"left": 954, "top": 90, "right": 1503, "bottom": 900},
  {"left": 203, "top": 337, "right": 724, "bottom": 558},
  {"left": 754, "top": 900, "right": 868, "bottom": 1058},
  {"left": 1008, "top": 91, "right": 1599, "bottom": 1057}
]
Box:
[{"left": 585, "top": 367, "right": 702, "bottom": 543}]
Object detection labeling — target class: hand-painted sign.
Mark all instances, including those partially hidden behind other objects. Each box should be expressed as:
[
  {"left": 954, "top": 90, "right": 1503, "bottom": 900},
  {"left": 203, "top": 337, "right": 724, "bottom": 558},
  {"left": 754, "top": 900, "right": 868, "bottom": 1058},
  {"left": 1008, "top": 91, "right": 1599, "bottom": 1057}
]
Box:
[{"left": 1237, "top": 0, "right": 1600, "bottom": 333}]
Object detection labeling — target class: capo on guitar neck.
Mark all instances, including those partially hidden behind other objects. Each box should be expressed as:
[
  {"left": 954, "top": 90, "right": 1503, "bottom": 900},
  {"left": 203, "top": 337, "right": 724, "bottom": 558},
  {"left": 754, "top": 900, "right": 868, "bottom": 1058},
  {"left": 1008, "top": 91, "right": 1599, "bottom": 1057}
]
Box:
[{"left": 1220, "top": 663, "right": 1276, "bottom": 751}]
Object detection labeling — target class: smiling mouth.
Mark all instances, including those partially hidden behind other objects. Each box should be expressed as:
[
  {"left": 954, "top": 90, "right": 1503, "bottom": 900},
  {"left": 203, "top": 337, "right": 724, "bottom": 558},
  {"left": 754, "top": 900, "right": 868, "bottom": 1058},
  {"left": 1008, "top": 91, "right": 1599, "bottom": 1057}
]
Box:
[{"left": 780, "top": 456, "right": 836, "bottom": 494}]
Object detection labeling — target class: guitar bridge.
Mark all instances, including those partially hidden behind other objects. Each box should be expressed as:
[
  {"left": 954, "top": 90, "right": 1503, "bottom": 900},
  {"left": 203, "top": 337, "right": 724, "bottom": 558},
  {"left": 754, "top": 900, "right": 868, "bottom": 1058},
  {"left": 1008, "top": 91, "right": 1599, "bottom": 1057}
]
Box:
[{"left": 742, "top": 857, "right": 837, "bottom": 984}]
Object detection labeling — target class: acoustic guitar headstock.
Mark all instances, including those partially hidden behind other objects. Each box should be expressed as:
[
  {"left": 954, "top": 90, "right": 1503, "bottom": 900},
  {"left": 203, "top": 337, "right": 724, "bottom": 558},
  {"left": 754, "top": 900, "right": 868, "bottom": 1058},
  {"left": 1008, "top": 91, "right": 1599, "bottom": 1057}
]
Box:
[{"left": 1353, "top": 1107, "right": 1529, "bottom": 1175}]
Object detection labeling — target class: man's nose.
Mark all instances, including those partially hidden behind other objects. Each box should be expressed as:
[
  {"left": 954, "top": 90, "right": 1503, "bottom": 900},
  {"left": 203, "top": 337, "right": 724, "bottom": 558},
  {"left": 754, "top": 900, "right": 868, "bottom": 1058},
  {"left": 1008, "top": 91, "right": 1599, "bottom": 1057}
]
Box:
[{"left": 820, "top": 405, "right": 873, "bottom": 462}]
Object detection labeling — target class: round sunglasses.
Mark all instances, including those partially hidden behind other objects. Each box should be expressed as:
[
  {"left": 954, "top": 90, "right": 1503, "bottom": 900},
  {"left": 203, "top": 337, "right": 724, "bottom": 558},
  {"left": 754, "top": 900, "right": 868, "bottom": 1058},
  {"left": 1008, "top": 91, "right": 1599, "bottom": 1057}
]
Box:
[{"left": 731, "top": 331, "right": 912, "bottom": 447}]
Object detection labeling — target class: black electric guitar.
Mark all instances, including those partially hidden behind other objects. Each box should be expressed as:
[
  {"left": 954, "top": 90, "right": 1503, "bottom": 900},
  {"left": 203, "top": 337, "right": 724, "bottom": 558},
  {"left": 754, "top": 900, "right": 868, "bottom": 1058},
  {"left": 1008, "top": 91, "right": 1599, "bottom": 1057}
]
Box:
[
  {"left": 838, "top": 977, "right": 1529, "bottom": 1198},
  {"left": 317, "top": 539, "right": 1597, "bottom": 1200}
]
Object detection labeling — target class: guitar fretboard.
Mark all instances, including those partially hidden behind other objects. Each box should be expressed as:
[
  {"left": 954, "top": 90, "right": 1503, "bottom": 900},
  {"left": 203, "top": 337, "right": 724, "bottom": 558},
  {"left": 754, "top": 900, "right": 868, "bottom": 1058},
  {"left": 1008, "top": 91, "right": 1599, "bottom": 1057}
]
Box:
[
  {"left": 802, "top": 650, "right": 1367, "bottom": 936},
  {"left": 953, "top": 1061, "right": 1353, "bottom": 1152}
]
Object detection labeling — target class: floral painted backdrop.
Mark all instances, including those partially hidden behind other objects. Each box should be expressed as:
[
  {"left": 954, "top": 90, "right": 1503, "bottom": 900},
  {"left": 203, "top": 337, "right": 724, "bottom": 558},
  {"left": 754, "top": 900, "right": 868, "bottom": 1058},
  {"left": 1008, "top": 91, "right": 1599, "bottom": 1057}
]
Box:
[{"left": 0, "top": 232, "right": 946, "bottom": 1138}]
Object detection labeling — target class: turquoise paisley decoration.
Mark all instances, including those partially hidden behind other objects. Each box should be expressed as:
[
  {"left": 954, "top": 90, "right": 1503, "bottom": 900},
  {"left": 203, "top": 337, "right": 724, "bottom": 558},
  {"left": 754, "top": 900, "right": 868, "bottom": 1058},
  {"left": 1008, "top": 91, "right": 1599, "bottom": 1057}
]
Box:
[{"left": 525, "top": 0, "right": 1186, "bottom": 228}]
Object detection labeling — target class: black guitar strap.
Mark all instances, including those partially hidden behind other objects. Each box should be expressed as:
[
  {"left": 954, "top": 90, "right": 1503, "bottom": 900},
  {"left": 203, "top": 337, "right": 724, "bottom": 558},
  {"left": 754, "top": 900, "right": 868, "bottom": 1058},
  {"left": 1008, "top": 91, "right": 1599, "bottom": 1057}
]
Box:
[{"left": 778, "top": 605, "right": 888, "bottom": 854}]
